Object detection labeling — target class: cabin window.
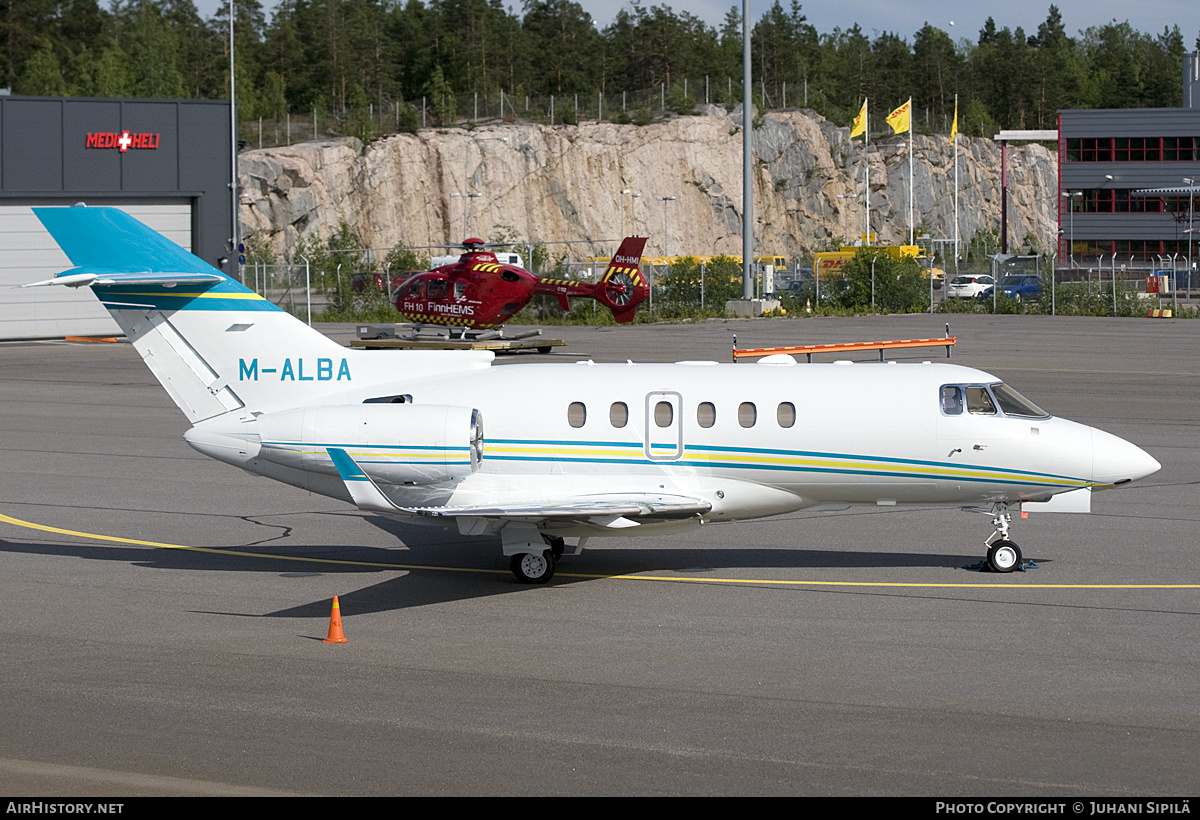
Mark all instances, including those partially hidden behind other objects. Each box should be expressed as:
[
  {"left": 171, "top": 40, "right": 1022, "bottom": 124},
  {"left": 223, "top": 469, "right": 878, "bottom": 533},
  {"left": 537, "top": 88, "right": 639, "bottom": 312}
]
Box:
[
  {"left": 427, "top": 279, "right": 448, "bottom": 300},
  {"left": 965, "top": 386, "right": 996, "bottom": 415},
  {"left": 568, "top": 402, "right": 586, "bottom": 428},
  {"left": 738, "top": 402, "right": 757, "bottom": 428},
  {"left": 654, "top": 401, "right": 674, "bottom": 427},
  {"left": 777, "top": 402, "right": 796, "bottom": 428},
  {"left": 697, "top": 402, "right": 716, "bottom": 428},
  {"left": 454, "top": 281, "right": 468, "bottom": 299},
  {"left": 610, "top": 402, "right": 628, "bottom": 428},
  {"left": 941, "top": 385, "right": 963, "bottom": 415},
  {"left": 405, "top": 280, "right": 425, "bottom": 299}
]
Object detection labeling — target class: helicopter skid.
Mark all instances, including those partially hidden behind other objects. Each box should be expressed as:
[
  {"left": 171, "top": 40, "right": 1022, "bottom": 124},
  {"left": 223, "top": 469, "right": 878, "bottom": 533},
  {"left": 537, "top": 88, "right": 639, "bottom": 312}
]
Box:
[{"left": 353, "top": 324, "right": 562, "bottom": 353}]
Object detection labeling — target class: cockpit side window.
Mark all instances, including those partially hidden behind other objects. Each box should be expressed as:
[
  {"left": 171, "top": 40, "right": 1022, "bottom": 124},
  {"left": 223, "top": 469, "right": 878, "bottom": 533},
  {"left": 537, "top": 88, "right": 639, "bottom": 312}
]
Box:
[
  {"left": 940, "top": 385, "right": 963, "bottom": 415},
  {"left": 965, "top": 386, "right": 996, "bottom": 415}
]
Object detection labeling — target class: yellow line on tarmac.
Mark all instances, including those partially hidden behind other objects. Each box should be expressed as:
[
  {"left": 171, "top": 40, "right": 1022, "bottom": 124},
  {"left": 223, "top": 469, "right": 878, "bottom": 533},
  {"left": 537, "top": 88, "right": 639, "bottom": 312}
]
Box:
[
  {"left": 598, "top": 575, "right": 1200, "bottom": 589},
  {"left": 3, "top": 512, "right": 1199, "bottom": 590}
]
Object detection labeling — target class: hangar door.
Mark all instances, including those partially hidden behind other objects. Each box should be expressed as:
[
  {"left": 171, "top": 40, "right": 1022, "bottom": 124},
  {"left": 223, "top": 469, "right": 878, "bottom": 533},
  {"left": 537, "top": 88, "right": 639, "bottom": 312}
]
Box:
[{"left": 0, "top": 200, "right": 192, "bottom": 340}]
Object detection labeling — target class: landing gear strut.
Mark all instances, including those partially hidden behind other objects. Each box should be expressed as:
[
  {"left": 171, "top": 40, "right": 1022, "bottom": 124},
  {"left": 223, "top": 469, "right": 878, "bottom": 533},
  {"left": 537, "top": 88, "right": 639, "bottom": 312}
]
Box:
[{"left": 983, "top": 503, "right": 1024, "bottom": 573}]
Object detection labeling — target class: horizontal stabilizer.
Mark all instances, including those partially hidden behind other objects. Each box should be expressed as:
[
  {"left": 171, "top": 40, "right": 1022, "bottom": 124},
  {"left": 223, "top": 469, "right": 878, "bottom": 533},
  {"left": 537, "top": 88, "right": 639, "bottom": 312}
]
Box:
[{"left": 23, "top": 266, "right": 224, "bottom": 289}]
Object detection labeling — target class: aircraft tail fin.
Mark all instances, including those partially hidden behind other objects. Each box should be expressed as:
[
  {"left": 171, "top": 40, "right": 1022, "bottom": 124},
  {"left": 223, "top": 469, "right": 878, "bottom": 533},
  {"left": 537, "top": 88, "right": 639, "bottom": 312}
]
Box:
[
  {"left": 33, "top": 206, "right": 223, "bottom": 277},
  {"left": 31, "top": 206, "right": 492, "bottom": 424},
  {"left": 592, "top": 237, "right": 649, "bottom": 323}
]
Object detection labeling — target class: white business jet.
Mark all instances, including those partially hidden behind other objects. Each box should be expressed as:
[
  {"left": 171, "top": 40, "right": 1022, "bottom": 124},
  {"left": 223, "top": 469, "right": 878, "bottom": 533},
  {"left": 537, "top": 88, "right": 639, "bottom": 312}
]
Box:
[{"left": 27, "top": 206, "right": 1160, "bottom": 582}]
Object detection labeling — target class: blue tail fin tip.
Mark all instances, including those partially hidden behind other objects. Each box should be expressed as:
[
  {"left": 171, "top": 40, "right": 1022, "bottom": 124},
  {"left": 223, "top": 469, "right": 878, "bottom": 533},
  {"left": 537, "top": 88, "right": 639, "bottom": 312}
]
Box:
[{"left": 33, "top": 206, "right": 224, "bottom": 279}]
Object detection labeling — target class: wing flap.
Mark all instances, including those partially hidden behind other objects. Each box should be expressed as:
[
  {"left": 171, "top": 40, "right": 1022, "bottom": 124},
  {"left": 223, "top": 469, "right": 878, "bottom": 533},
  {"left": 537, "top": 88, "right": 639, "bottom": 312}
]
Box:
[{"left": 399, "top": 495, "right": 712, "bottom": 520}]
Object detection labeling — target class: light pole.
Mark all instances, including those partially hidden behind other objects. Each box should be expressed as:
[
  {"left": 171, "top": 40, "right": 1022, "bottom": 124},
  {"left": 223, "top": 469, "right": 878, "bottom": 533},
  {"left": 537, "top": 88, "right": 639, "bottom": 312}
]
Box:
[
  {"left": 465, "top": 192, "right": 481, "bottom": 236},
  {"left": 464, "top": 135, "right": 508, "bottom": 239},
  {"left": 449, "top": 192, "right": 461, "bottom": 244},
  {"left": 619, "top": 188, "right": 641, "bottom": 240},
  {"left": 1185, "top": 178, "right": 1196, "bottom": 298},
  {"left": 1061, "top": 191, "right": 1081, "bottom": 269},
  {"left": 448, "top": 192, "right": 481, "bottom": 241},
  {"left": 658, "top": 195, "right": 676, "bottom": 257}
]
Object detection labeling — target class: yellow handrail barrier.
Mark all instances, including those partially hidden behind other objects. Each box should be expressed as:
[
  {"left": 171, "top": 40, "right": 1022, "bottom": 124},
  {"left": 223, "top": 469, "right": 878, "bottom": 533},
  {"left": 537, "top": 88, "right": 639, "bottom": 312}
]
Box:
[{"left": 733, "top": 336, "right": 956, "bottom": 363}]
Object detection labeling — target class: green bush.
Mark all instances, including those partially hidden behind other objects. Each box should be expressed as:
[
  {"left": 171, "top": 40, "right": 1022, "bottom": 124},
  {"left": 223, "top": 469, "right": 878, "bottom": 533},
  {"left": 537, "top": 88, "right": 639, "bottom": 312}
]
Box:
[{"left": 837, "top": 249, "right": 929, "bottom": 313}]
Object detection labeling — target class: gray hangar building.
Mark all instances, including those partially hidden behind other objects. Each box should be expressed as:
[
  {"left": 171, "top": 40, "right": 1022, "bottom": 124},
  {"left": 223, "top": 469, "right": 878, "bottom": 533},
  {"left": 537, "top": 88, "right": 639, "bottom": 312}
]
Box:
[
  {"left": 1057, "top": 54, "right": 1200, "bottom": 271},
  {"left": 0, "top": 96, "right": 234, "bottom": 340}
]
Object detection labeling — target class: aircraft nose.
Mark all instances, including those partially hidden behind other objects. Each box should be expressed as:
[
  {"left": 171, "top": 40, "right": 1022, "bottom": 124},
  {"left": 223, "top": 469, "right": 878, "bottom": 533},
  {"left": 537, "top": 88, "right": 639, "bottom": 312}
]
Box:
[{"left": 1091, "top": 427, "right": 1161, "bottom": 486}]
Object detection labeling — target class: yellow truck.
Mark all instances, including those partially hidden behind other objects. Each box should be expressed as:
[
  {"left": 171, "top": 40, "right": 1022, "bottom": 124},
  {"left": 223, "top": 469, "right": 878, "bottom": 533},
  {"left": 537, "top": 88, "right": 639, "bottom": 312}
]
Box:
[{"left": 814, "top": 245, "right": 943, "bottom": 288}]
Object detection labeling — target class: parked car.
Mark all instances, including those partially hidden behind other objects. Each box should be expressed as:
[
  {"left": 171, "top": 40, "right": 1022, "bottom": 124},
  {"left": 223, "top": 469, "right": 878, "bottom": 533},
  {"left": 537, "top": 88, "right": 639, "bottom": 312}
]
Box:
[
  {"left": 946, "top": 274, "right": 994, "bottom": 299},
  {"left": 350, "top": 272, "right": 387, "bottom": 292},
  {"left": 997, "top": 274, "right": 1042, "bottom": 301}
]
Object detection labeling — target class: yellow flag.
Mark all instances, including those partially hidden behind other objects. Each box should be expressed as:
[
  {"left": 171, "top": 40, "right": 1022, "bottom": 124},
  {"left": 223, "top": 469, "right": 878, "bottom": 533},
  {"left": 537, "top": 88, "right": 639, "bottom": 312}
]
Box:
[
  {"left": 950, "top": 99, "right": 958, "bottom": 142},
  {"left": 886, "top": 99, "right": 911, "bottom": 134},
  {"left": 850, "top": 100, "right": 867, "bottom": 138}
]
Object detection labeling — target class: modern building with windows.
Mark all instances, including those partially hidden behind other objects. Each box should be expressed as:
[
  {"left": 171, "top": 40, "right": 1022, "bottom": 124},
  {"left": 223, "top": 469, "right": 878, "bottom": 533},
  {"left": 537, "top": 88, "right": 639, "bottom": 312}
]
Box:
[
  {"left": 1057, "top": 54, "right": 1200, "bottom": 273},
  {"left": 0, "top": 95, "right": 234, "bottom": 339}
]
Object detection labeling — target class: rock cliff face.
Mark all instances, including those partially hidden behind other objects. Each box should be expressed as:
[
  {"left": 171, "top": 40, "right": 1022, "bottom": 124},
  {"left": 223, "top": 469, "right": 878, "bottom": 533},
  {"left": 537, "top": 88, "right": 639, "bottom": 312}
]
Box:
[{"left": 238, "top": 106, "right": 1057, "bottom": 264}]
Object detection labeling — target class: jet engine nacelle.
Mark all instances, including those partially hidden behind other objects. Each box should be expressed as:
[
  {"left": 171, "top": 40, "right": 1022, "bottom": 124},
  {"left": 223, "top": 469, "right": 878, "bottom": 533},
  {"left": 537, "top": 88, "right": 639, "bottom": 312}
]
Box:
[{"left": 255, "top": 403, "right": 483, "bottom": 486}]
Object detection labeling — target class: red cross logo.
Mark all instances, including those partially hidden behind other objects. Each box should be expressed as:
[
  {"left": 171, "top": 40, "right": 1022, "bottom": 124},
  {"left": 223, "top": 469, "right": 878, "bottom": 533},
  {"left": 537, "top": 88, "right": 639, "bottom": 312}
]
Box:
[{"left": 117, "top": 131, "right": 132, "bottom": 152}]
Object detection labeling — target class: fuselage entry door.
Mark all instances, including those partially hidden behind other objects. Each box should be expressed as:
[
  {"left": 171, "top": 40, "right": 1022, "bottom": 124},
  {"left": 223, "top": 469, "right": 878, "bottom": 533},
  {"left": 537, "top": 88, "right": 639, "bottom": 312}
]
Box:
[{"left": 644, "top": 391, "right": 683, "bottom": 461}]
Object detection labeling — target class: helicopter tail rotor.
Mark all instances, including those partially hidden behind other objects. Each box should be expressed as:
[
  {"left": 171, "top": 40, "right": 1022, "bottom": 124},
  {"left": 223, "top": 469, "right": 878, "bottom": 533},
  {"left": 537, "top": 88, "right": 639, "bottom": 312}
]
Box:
[{"left": 592, "top": 237, "right": 649, "bottom": 323}]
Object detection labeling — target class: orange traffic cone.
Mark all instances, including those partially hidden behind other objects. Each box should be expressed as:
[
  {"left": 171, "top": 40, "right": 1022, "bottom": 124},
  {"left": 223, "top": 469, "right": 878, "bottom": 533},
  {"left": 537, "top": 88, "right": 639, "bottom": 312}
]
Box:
[{"left": 323, "top": 596, "right": 348, "bottom": 643}]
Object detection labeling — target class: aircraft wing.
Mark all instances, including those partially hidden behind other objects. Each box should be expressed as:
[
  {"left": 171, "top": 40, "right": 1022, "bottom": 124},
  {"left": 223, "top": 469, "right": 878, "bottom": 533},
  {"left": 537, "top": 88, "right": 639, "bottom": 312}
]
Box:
[{"left": 327, "top": 447, "right": 711, "bottom": 525}]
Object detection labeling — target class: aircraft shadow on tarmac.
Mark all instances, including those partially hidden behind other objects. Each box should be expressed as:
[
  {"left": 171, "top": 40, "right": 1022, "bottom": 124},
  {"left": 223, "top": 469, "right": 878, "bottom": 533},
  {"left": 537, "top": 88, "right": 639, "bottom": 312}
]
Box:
[{"left": 0, "top": 510, "right": 1012, "bottom": 619}]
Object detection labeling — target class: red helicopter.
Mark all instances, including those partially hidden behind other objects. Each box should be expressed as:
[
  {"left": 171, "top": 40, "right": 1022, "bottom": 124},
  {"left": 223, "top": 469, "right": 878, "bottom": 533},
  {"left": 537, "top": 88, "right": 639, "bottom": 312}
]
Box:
[{"left": 390, "top": 236, "right": 649, "bottom": 329}]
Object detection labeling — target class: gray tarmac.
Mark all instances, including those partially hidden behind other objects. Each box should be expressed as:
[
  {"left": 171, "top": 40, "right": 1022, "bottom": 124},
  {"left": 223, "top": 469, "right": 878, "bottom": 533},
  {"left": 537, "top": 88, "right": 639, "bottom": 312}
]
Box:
[{"left": 1, "top": 313, "right": 1197, "bottom": 796}]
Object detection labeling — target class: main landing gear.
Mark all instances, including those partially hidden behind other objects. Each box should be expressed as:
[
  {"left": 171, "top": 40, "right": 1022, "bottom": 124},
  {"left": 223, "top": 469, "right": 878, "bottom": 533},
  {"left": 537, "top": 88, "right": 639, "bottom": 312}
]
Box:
[
  {"left": 506, "top": 530, "right": 566, "bottom": 584},
  {"left": 983, "top": 503, "right": 1024, "bottom": 573},
  {"left": 510, "top": 550, "right": 555, "bottom": 584}
]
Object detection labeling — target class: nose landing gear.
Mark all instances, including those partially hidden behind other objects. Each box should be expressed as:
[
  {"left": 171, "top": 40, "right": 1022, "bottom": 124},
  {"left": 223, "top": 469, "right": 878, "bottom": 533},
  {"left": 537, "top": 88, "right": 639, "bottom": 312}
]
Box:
[{"left": 983, "top": 504, "right": 1024, "bottom": 573}]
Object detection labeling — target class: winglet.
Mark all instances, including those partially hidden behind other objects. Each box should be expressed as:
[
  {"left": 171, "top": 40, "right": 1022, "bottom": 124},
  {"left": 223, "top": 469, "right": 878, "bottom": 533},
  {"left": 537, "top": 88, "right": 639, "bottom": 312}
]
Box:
[{"left": 327, "top": 447, "right": 400, "bottom": 513}]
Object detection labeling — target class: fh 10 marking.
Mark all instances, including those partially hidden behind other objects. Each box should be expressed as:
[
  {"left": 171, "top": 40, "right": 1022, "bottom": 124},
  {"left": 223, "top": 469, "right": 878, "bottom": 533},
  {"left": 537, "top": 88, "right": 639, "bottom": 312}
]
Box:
[{"left": 239, "top": 358, "right": 352, "bottom": 382}]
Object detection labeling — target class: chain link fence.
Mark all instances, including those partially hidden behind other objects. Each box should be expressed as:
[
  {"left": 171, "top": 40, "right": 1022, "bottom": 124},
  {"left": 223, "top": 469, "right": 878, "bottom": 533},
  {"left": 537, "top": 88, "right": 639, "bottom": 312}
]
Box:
[
  {"left": 241, "top": 261, "right": 316, "bottom": 321},
  {"left": 237, "top": 77, "right": 858, "bottom": 151}
]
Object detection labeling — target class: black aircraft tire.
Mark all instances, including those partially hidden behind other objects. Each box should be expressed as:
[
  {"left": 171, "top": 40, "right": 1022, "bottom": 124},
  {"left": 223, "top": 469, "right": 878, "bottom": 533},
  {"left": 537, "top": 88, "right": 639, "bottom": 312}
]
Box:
[
  {"left": 987, "top": 540, "right": 1023, "bottom": 573},
  {"left": 511, "top": 550, "right": 556, "bottom": 584}
]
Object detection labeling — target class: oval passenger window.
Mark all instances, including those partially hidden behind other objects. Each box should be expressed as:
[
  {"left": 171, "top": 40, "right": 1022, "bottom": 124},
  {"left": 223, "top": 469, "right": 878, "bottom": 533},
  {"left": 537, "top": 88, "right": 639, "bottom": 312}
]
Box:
[{"left": 568, "top": 402, "right": 586, "bottom": 428}]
